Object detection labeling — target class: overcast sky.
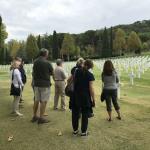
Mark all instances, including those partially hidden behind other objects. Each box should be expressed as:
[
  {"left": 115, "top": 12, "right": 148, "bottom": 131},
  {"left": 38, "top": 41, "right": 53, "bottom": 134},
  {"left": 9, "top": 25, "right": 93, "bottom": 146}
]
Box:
[{"left": 0, "top": 0, "right": 150, "bottom": 40}]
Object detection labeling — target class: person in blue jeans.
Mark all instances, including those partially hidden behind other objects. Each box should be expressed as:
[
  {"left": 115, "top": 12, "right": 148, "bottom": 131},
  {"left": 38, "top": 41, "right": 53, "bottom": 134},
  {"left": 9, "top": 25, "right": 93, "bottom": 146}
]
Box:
[{"left": 102, "top": 60, "right": 121, "bottom": 121}]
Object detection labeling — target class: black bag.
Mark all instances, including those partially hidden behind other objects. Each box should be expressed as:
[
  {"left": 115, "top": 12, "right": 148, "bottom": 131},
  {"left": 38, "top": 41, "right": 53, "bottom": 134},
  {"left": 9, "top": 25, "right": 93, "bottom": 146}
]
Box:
[
  {"left": 100, "top": 90, "right": 106, "bottom": 102},
  {"left": 65, "top": 79, "right": 74, "bottom": 97},
  {"left": 65, "top": 68, "right": 77, "bottom": 97}
]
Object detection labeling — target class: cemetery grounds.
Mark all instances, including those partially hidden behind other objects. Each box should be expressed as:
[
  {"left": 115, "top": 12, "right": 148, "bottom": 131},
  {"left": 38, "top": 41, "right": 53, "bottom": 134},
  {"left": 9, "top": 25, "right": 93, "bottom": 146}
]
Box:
[{"left": 0, "top": 56, "right": 150, "bottom": 150}]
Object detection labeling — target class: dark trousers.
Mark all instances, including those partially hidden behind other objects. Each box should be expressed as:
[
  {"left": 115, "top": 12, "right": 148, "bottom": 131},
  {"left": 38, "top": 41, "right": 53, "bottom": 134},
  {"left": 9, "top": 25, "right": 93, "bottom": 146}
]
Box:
[
  {"left": 72, "top": 107, "right": 89, "bottom": 133},
  {"left": 104, "top": 89, "right": 120, "bottom": 111}
]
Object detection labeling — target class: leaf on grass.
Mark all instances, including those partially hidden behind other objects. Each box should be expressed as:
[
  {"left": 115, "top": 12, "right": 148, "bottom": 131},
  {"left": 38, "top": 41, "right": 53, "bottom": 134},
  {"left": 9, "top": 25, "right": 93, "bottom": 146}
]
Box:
[
  {"left": 8, "top": 135, "right": 13, "bottom": 142},
  {"left": 57, "top": 131, "right": 62, "bottom": 136}
]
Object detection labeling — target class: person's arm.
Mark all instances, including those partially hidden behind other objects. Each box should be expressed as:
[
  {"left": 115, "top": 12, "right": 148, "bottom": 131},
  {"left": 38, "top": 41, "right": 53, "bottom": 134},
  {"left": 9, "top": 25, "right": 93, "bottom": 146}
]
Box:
[
  {"left": 49, "top": 63, "right": 55, "bottom": 81},
  {"left": 15, "top": 69, "right": 24, "bottom": 87},
  {"left": 89, "top": 81, "right": 96, "bottom": 106},
  {"left": 101, "top": 73, "right": 104, "bottom": 89},
  {"left": 116, "top": 73, "right": 119, "bottom": 83},
  {"left": 101, "top": 73, "right": 104, "bottom": 82},
  {"left": 61, "top": 69, "right": 67, "bottom": 80}
]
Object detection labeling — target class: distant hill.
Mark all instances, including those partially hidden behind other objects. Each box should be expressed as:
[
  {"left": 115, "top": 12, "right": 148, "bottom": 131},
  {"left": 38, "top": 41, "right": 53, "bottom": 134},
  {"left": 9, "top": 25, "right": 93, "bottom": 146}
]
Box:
[{"left": 110, "top": 20, "right": 150, "bottom": 42}]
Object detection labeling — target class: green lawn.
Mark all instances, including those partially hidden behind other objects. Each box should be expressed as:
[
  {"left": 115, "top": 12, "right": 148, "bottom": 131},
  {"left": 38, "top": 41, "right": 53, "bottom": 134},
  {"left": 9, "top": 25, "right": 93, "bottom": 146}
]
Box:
[{"left": 0, "top": 68, "right": 150, "bottom": 150}]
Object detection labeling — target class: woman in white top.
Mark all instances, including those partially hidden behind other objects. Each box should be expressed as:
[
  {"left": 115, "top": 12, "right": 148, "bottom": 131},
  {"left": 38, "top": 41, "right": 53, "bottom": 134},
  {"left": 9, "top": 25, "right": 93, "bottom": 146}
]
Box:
[{"left": 10, "top": 59, "right": 24, "bottom": 116}]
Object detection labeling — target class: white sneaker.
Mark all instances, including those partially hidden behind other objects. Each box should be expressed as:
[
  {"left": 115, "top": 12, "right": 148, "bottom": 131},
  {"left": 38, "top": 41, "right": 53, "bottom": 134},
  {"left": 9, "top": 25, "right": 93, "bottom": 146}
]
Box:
[{"left": 16, "top": 112, "right": 23, "bottom": 116}]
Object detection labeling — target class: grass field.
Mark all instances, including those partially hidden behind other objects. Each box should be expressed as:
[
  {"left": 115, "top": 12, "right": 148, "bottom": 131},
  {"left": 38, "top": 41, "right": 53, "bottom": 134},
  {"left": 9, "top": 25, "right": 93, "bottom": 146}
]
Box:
[{"left": 0, "top": 67, "right": 150, "bottom": 150}]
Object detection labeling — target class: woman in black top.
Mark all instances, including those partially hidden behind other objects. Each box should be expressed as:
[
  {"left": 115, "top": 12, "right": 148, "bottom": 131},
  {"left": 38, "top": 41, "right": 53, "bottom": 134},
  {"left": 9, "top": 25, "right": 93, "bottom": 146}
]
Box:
[{"left": 72, "top": 59, "right": 96, "bottom": 136}]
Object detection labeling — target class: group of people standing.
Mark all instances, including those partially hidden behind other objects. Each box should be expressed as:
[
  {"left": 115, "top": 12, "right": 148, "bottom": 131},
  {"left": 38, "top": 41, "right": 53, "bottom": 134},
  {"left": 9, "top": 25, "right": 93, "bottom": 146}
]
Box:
[{"left": 10, "top": 48, "right": 121, "bottom": 137}]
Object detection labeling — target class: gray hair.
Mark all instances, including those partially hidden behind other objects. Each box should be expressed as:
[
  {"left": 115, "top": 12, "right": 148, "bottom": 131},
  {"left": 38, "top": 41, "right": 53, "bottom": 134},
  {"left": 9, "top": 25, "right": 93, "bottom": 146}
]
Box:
[
  {"left": 56, "top": 59, "right": 63, "bottom": 66},
  {"left": 39, "top": 48, "right": 49, "bottom": 57}
]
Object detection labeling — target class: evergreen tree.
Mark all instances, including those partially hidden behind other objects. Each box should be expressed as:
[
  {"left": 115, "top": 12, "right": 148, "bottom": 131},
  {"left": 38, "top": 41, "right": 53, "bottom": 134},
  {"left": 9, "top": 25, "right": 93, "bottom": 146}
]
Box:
[
  {"left": 102, "top": 27, "right": 111, "bottom": 58},
  {"left": 0, "top": 16, "right": 8, "bottom": 64},
  {"left": 26, "top": 34, "right": 39, "bottom": 62},
  {"left": 110, "top": 27, "right": 113, "bottom": 56},
  {"left": 52, "top": 30, "right": 59, "bottom": 59},
  {"left": 37, "top": 35, "right": 42, "bottom": 49}
]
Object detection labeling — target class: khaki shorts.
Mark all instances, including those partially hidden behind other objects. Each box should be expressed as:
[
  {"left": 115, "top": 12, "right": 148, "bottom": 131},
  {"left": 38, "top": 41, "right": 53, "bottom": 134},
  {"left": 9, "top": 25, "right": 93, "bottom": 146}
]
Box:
[{"left": 34, "top": 87, "right": 50, "bottom": 102}]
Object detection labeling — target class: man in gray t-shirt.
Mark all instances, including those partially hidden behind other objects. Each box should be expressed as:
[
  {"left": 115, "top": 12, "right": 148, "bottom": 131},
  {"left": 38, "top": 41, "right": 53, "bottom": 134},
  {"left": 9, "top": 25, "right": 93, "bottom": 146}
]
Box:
[{"left": 53, "top": 59, "right": 67, "bottom": 110}]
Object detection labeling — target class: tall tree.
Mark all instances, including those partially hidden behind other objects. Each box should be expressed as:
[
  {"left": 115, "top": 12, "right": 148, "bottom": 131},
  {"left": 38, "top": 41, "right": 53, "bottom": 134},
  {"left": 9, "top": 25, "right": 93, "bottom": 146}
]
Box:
[
  {"left": 127, "top": 31, "right": 142, "bottom": 54},
  {"left": 102, "top": 27, "right": 111, "bottom": 58},
  {"left": 61, "top": 33, "right": 75, "bottom": 61},
  {"left": 113, "top": 28, "right": 126, "bottom": 56},
  {"left": 142, "top": 42, "right": 149, "bottom": 51},
  {"left": 0, "top": 16, "right": 2, "bottom": 51},
  {"left": 8, "top": 40, "right": 20, "bottom": 58},
  {"left": 52, "top": 30, "right": 59, "bottom": 59},
  {"left": 85, "top": 45, "right": 95, "bottom": 57},
  {"left": 26, "top": 34, "right": 39, "bottom": 62},
  {"left": 110, "top": 27, "right": 113, "bottom": 56},
  {"left": 17, "top": 41, "right": 27, "bottom": 61},
  {"left": 75, "top": 46, "right": 80, "bottom": 58},
  {"left": 0, "top": 16, "right": 8, "bottom": 64},
  {"left": 37, "top": 35, "right": 42, "bottom": 49}
]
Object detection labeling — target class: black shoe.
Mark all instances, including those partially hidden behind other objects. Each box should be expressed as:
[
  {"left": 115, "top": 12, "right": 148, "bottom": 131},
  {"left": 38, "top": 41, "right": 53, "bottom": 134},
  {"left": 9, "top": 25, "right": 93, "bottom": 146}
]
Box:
[
  {"left": 116, "top": 116, "right": 121, "bottom": 120},
  {"left": 73, "top": 130, "right": 79, "bottom": 136},
  {"left": 88, "top": 113, "right": 94, "bottom": 118},
  {"left": 107, "top": 118, "right": 112, "bottom": 122},
  {"left": 81, "top": 132, "right": 89, "bottom": 137},
  {"left": 31, "top": 116, "right": 39, "bottom": 123},
  {"left": 38, "top": 118, "right": 50, "bottom": 124}
]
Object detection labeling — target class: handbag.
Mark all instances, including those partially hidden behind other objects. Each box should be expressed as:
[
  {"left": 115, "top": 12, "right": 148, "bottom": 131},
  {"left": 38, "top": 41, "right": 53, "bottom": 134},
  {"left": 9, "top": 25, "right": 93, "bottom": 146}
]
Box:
[
  {"left": 65, "top": 68, "right": 77, "bottom": 97},
  {"left": 65, "top": 78, "right": 74, "bottom": 97}
]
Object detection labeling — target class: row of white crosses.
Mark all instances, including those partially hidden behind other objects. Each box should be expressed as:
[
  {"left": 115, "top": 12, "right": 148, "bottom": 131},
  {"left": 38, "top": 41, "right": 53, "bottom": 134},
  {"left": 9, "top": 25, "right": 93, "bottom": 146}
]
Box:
[
  {"left": 0, "top": 56, "right": 150, "bottom": 86},
  {"left": 0, "top": 65, "right": 10, "bottom": 73}
]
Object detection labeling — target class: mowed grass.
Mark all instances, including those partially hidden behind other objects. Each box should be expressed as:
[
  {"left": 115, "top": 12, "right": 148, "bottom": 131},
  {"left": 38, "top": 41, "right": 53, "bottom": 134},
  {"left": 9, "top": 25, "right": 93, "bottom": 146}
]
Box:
[{"left": 0, "top": 68, "right": 150, "bottom": 150}]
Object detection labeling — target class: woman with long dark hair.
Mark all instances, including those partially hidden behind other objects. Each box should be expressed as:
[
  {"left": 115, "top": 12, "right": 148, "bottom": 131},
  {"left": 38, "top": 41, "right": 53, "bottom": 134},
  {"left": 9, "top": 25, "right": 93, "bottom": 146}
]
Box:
[{"left": 102, "top": 60, "right": 121, "bottom": 121}]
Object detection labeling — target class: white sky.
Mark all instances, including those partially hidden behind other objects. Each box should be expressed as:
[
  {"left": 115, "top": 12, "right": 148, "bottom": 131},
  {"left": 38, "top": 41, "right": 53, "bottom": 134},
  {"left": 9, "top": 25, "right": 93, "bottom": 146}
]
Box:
[{"left": 0, "top": 0, "right": 150, "bottom": 40}]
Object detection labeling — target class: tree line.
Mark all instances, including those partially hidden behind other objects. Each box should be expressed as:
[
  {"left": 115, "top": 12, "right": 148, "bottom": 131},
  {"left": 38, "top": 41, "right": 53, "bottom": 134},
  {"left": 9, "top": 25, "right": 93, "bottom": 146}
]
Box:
[{"left": 0, "top": 15, "right": 150, "bottom": 64}]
